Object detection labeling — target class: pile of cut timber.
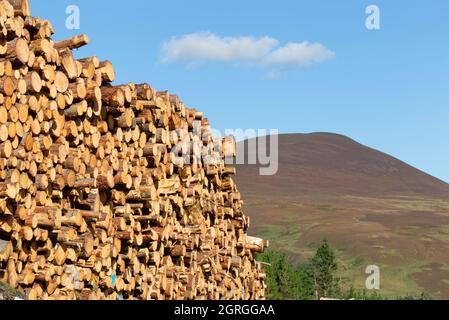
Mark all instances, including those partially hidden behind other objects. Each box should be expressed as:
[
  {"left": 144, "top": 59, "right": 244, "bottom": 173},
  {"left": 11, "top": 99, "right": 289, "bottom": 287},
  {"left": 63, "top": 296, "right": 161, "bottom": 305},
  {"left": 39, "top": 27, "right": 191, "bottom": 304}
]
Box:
[{"left": 0, "top": 0, "right": 266, "bottom": 300}]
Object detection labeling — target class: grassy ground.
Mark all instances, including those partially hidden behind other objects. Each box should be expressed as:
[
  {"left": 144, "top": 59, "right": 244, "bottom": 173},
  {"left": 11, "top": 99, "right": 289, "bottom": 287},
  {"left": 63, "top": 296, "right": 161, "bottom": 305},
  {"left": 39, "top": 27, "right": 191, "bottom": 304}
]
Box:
[
  {"left": 247, "top": 194, "right": 449, "bottom": 299},
  {"left": 0, "top": 281, "right": 24, "bottom": 300}
]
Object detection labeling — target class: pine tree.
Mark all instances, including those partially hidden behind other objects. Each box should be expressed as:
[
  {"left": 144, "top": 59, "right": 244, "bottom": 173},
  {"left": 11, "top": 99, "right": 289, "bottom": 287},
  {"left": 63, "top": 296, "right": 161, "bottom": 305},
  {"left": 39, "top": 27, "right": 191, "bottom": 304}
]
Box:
[
  {"left": 258, "top": 250, "right": 291, "bottom": 299},
  {"left": 307, "top": 239, "right": 340, "bottom": 299},
  {"left": 258, "top": 250, "right": 314, "bottom": 299},
  {"left": 290, "top": 266, "right": 314, "bottom": 299}
]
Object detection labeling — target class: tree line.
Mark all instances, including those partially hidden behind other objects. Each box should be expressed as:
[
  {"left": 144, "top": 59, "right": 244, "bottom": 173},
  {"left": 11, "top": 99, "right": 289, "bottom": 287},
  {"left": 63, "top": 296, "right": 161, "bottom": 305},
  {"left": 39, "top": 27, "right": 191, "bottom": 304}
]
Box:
[{"left": 258, "top": 239, "right": 432, "bottom": 300}]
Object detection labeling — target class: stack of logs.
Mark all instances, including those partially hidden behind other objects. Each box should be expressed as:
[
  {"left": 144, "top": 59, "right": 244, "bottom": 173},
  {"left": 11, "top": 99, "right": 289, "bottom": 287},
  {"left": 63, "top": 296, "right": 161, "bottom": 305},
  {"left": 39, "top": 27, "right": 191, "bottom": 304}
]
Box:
[{"left": 0, "top": 0, "right": 267, "bottom": 300}]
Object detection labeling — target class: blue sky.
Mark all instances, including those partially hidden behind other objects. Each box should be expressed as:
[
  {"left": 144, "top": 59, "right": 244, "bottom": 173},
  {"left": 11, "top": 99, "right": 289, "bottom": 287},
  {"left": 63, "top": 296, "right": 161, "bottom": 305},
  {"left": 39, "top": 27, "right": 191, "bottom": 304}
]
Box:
[{"left": 31, "top": 1, "right": 449, "bottom": 181}]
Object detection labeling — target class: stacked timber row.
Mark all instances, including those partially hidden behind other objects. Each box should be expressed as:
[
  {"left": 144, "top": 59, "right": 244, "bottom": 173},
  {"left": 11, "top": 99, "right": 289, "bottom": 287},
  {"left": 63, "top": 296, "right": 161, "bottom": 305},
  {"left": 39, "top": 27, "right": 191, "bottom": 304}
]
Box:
[{"left": 0, "top": 0, "right": 267, "bottom": 300}]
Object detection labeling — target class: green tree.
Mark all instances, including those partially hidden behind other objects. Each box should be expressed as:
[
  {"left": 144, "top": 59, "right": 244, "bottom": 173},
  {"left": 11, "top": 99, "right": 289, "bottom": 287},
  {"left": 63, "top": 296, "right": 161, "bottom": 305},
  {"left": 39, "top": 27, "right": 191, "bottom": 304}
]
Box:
[
  {"left": 258, "top": 240, "right": 340, "bottom": 300},
  {"left": 258, "top": 240, "right": 431, "bottom": 300},
  {"left": 290, "top": 265, "right": 314, "bottom": 299},
  {"left": 258, "top": 249, "right": 314, "bottom": 300},
  {"left": 258, "top": 250, "right": 292, "bottom": 299},
  {"left": 307, "top": 239, "right": 340, "bottom": 299}
]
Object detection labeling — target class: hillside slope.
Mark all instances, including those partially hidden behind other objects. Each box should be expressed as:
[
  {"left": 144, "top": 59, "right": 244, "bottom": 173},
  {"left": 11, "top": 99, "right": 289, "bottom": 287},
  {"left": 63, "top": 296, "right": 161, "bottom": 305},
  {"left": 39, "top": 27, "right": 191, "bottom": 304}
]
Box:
[
  {"left": 235, "top": 133, "right": 449, "bottom": 298},
  {"left": 237, "top": 133, "right": 449, "bottom": 198}
]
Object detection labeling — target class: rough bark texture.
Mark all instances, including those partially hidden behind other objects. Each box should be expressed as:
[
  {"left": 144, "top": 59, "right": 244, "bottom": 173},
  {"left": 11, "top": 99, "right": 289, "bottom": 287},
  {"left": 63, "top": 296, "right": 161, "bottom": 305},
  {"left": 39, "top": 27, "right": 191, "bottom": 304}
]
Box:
[{"left": 0, "top": 0, "right": 266, "bottom": 300}]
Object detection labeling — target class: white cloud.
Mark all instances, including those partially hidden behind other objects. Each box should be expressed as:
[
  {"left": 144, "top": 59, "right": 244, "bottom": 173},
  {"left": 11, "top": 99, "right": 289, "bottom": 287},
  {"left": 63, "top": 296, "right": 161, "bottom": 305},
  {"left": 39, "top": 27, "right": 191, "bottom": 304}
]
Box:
[
  {"left": 264, "top": 42, "right": 336, "bottom": 67},
  {"left": 160, "top": 32, "right": 335, "bottom": 71},
  {"left": 161, "top": 32, "right": 278, "bottom": 63}
]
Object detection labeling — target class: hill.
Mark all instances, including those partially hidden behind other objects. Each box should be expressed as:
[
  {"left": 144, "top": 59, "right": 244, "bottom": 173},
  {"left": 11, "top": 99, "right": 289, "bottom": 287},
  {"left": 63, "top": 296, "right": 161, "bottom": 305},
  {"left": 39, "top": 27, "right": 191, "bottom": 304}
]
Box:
[{"left": 235, "top": 133, "right": 449, "bottom": 298}]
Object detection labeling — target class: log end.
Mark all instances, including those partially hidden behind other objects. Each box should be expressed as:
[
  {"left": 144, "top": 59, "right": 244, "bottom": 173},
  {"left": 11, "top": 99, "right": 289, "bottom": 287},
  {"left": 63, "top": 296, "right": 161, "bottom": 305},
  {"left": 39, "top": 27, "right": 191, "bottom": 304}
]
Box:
[{"left": 15, "top": 38, "right": 30, "bottom": 64}]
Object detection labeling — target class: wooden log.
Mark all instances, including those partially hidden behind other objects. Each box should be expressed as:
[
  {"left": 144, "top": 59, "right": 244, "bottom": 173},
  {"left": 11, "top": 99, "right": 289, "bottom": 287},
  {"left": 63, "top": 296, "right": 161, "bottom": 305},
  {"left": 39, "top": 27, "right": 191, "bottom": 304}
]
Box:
[
  {"left": 64, "top": 100, "right": 87, "bottom": 118},
  {"left": 68, "top": 79, "right": 86, "bottom": 100},
  {"left": 59, "top": 48, "right": 79, "bottom": 80},
  {"left": 1, "top": 38, "right": 29, "bottom": 64},
  {"left": 101, "top": 86, "right": 124, "bottom": 107},
  {"left": 54, "top": 71, "right": 69, "bottom": 93},
  {"left": 6, "top": 0, "right": 31, "bottom": 17},
  {"left": 54, "top": 34, "right": 89, "bottom": 51},
  {"left": 0, "top": 182, "right": 17, "bottom": 199},
  {"left": 0, "top": 76, "right": 15, "bottom": 96},
  {"left": 0, "top": 140, "right": 12, "bottom": 157},
  {"left": 23, "top": 71, "right": 42, "bottom": 93},
  {"left": 99, "top": 60, "right": 115, "bottom": 82},
  {"left": 0, "top": 0, "right": 266, "bottom": 301}
]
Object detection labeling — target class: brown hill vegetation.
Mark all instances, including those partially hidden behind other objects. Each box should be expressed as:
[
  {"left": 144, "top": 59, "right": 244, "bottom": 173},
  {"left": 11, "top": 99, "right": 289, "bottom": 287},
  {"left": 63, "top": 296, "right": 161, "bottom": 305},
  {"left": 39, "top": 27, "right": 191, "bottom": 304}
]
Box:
[{"left": 236, "top": 133, "right": 449, "bottom": 298}]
